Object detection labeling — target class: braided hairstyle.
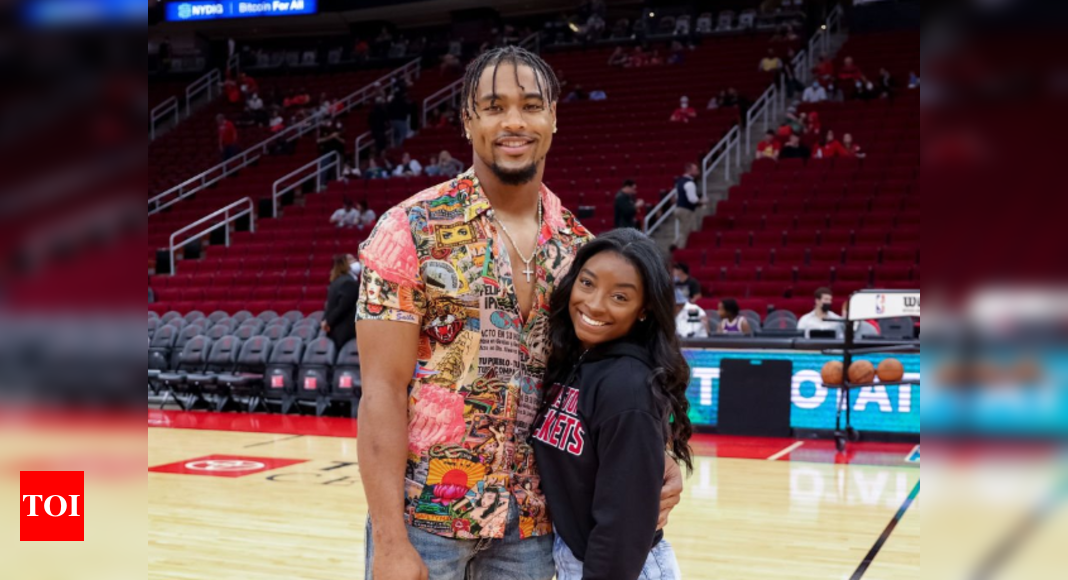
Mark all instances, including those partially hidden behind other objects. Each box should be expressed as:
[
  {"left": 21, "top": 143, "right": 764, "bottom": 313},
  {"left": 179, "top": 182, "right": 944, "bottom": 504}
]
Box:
[{"left": 459, "top": 45, "right": 560, "bottom": 133}]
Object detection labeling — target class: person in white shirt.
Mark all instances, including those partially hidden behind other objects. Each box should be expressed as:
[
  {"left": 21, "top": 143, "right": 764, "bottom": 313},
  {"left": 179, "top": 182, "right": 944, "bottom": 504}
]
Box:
[
  {"left": 356, "top": 200, "right": 377, "bottom": 230},
  {"left": 674, "top": 162, "right": 704, "bottom": 249},
  {"left": 674, "top": 290, "right": 710, "bottom": 339},
  {"left": 330, "top": 199, "right": 360, "bottom": 228},
  {"left": 802, "top": 80, "right": 828, "bottom": 103},
  {"left": 797, "top": 287, "right": 844, "bottom": 337},
  {"left": 392, "top": 152, "right": 423, "bottom": 177}
]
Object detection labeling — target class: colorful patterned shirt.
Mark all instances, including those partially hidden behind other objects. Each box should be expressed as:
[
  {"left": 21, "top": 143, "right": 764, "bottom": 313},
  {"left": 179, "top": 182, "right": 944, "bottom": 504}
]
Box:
[{"left": 356, "top": 170, "right": 592, "bottom": 540}]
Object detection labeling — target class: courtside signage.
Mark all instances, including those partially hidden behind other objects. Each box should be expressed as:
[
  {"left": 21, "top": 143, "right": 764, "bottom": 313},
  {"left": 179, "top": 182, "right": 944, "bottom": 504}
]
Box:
[
  {"left": 20, "top": 471, "right": 84, "bottom": 541},
  {"left": 165, "top": 0, "right": 317, "bottom": 21},
  {"left": 684, "top": 349, "right": 921, "bottom": 433}
]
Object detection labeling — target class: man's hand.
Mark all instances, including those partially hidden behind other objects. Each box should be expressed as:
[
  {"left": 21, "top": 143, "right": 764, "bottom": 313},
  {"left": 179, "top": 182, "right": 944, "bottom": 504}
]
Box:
[
  {"left": 320, "top": 320, "right": 330, "bottom": 333},
  {"left": 373, "top": 539, "right": 428, "bottom": 580},
  {"left": 657, "top": 456, "right": 684, "bottom": 530}
]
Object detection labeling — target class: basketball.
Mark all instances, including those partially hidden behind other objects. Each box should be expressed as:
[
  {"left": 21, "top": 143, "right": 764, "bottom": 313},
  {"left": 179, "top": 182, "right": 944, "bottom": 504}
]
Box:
[
  {"left": 848, "top": 360, "right": 876, "bottom": 384},
  {"left": 876, "top": 358, "right": 904, "bottom": 382},
  {"left": 821, "top": 361, "right": 844, "bottom": 385}
]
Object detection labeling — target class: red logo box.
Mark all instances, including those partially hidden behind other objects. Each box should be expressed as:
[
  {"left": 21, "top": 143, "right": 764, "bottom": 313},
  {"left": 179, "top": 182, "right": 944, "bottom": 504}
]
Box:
[
  {"left": 20, "top": 471, "right": 84, "bottom": 541},
  {"left": 148, "top": 454, "right": 307, "bottom": 478}
]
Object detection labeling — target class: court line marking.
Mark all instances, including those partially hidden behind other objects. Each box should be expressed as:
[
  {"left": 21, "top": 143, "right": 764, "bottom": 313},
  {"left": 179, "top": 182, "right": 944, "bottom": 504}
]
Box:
[
  {"left": 244, "top": 434, "right": 304, "bottom": 448},
  {"left": 766, "top": 441, "right": 805, "bottom": 461},
  {"left": 850, "top": 480, "right": 920, "bottom": 579}
]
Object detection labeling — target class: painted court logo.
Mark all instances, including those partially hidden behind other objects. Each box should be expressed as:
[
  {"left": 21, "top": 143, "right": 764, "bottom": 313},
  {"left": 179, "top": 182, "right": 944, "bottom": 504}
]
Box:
[
  {"left": 20, "top": 471, "right": 84, "bottom": 541},
  {"left": 149, "top": 454, "right": 308, "bottom": 478}
]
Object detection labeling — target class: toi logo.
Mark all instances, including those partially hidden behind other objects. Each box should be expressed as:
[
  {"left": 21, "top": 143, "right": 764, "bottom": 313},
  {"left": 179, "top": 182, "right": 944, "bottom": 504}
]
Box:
[{"left": 20, "top": 471, "right": 84, "bottom": 541}]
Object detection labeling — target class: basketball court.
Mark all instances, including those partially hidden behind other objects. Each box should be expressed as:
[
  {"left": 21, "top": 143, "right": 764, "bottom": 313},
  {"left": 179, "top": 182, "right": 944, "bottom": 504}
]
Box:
[{"left": 148, "top": 410, "right": 919, "bottom": 579}]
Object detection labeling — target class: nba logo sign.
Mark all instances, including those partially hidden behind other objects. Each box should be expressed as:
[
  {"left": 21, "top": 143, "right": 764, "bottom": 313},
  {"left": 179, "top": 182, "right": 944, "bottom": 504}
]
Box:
[
  {"left": 20, "top": 471, "right": 84, "bottom": 541},
  {"left": 875, "top": 294, "right": 886, "bottom": 315}
]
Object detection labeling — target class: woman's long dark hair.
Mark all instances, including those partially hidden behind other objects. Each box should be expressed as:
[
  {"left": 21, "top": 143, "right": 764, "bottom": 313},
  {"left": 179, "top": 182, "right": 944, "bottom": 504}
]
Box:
[{"left": 542, "top": 228, "right": 694, "bottom": 472}]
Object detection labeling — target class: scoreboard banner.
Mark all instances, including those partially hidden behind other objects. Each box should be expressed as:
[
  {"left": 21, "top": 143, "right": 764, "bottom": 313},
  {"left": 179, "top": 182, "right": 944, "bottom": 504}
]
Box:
[
  {"left": 165, "top": 0, "right": 317, "bottom": 21},
  {"left": 683, "top": 348, "right": 921, "bottom": 434}
]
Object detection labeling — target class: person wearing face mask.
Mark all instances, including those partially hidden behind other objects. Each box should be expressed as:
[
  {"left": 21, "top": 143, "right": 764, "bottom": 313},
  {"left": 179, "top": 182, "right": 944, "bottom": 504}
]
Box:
[
  {"left": 322, "top": 253, "right": 361, "bottom": 349},
  {"left": 797, "top": 286, "right": 844, "bottom": 338}
]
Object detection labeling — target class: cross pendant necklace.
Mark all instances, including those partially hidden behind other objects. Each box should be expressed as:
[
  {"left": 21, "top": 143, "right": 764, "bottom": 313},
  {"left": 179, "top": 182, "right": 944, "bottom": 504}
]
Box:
[{"left": 494, "top": 199, "right": 543, "bottom": 284}]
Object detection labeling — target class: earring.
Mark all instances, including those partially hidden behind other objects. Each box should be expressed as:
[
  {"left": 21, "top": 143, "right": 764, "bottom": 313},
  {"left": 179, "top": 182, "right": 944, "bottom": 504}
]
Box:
[
  {"left": 552, "top": 125, "right": 558, "bottom": 134},
  {"left": 639, "top": 315, "right": 647, "bottom": 322}
]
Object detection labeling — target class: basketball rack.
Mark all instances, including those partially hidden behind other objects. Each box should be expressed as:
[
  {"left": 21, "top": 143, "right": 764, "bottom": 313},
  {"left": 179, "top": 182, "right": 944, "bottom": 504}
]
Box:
[{"left": 821, "top": 289, "right": 920, "bottom": 452}]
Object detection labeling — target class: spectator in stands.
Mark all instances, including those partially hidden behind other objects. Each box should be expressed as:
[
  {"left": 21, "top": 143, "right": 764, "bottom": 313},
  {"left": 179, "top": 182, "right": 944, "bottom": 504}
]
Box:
[
  {"left": 674, "top": 163, "right": 703, "bottom": 248},
  {"left": 564, "top": 84, "right": 588, "bottom": 102},
  {"left": 667, "top": 40, "right": 686, "bottom": 65},
  {"left": 797, "top": 287, "right": 844, "bottom": 337},
  {"left": 368, "top": 97, "right": 389, "bottom": 154},
  {"left": 268, "top": 109, "right": 285, "bottom": 133},
  {"left": 675, "top": 291, "right": 710, "bottom": 339},
  {"left": 318, "top": 120, "right": 346, "bottom": 160},
  {"left": 216, "top": 114, "right": 239, "bottom": 161},
  {"left": 672, "top": 262, "right": 702, "bottom": 302},
  {"left": 853, "top": 76, "right": 877, "bottom": 100},
  {"left": 721, "top": 87, "right": 740, "bottom": 108},
  {"left": 781, "top": 49, "right": 804, "bottom": 98},
  {"left": 607, "top": 46, "right": 628, "bottom": 67},
  {"left": 813, "top": 130, "right": 846, "bottom": 159},
  {"left": 353, "top": 38, "right": 369, "bottom": 62},
  {"left": 841, "top": 133, "right": 866, "bottom": 158},
  {"left": 908, "top": 71, "right": 920, "bottom": 89},
  {"left": 813, "top": 53, "right": 835, "bottom": 84},
  {"left": 802, "top": 80, "right": 828, "bottom": 103},
  {"left": 838, "top": 56, "right": 863, "bottom": 83},
  {"left": 707, "top": 90, "right": 726, "bottom": 110},
  {"left": 425, "top": 150, "right": 464, "bottom": 178},
  {"left": 245, "top": 92, "right": 266, "bottom": 126},
  {"left": 755, "top": 130, "right": 781, "bottom": 160},
  {"left": 356, "top": 200, "right": 377, "bottom": 230},
  {"left": 388, "top": 92, "right": 410, "bottom": 147},
  {"left": 441, "top": 53, "right": 463, "bottom": 76},
  {"left": 877, "top": 68, "right": 895, "bottom": 99},
  {"left": 716, "top": 298, "right": 752, "bottom": 335},
  {"left": 613, "top": 179, "right": 645, "bottom": 229},
  {"left": 779, "top": 133, "right": 810, "bottom": 159},
  {"left": 330, "top": 199, "right": 359, "bottom": 228},
  {"left": 238, "top": 73, "right": 258, "bottom": 98},
  {"left": 364, "top": 158, "right": 389, "bottom": 179},
  {"left": 340, "top": 162, "right": 361, "bottom": 183},
  {"left": 158, "top": 36, "right": 172, "bottom": 72},
  {"left": 759, "top": 49, "right": 782, "bottom": 73},
  {"left": 322, "top": 254, "right": 360, "bottom": 349},
  {"left": 392, "top": 152, "right": 423, "bottom": 177},
  {"left": 626, "top": 45, "right": 648, "bottom": 68},
  {"left": 223, "top": 76, "right": 241, "bottom": 104},
  {"left": 669, "top": 96, "right": 697, "bottom": 123}
]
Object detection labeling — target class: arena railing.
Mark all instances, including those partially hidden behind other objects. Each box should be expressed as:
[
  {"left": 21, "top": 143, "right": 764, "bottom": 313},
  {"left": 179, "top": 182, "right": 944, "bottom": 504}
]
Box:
[
  {"left": 745, "top": 83, "right": 781, "bottom": 154},
  {"left": 644, "top": 125, "right": 740, "bottom": 242},
  {"left": 148, "top": 58, "right": 421, "bottom": 216},
  {"left": 184, "top": 69, "right": 221, "bottom": 118},
  {"left": 167, "top": 197, "right": 255, "bottom": 275},
  {"left": 271, "top": 151, "right": 344, "bottom": 217},
  {"left": 421, "top": 31, "right": 541, "bottom": 128},
  {"left": 150, "top": 96, "right": 179, "bottom": 141}
]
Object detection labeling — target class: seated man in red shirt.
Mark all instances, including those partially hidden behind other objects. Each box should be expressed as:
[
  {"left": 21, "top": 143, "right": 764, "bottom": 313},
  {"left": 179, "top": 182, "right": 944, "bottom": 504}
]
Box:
[
  {"left": 217, "top": 114, "right": 239, "bottom": 160},
  {"left": 813, "top": 130, "right": 847, "bottom": 159},
  {"left": 813, "top": 54, "right": 835, "bottom": 83},
  {"left": 837, "top": 56, "right": 863, "bottom": 82},
  {"left": 841, "top": 133, "right": 866, "bottom": 158},
  {"left": 755, "top": 130, "right": 781, "bottom": 160},
  {"left": 669, "top": 96, "right": 697, "bottom": 123}
]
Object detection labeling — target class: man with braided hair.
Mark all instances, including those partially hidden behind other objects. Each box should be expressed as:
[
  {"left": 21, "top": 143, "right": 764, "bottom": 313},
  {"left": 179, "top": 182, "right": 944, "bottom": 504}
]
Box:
[{"left": 356, "top": 46, "right": 683, "bottom": 579}]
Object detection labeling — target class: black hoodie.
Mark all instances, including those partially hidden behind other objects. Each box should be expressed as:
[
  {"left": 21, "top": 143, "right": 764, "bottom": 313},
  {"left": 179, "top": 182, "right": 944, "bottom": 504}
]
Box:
[{"left": 531, "top": 339, "right": 666, "bottom": 580}]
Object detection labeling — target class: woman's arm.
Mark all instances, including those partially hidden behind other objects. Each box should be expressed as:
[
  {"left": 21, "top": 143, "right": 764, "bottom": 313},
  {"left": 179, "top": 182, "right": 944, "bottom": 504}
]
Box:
[{"left": 584, "top": 410, "right": 666, "bottom": 579}]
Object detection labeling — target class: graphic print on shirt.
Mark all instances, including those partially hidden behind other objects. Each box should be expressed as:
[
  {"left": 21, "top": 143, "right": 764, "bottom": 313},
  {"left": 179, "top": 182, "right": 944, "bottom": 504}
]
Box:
[{"left": 532, "top": 385, "right": 586, "bottom": 456}]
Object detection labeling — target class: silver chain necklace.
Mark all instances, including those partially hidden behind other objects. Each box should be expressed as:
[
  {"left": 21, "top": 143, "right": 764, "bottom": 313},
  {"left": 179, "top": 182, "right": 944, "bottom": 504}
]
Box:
[{"left": 494, "top": 198, "right": 542, "bottom": 282}]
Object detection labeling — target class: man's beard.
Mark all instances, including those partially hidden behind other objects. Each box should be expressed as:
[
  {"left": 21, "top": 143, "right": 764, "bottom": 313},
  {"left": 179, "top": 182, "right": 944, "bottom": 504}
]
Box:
[{"left": 489, "top": 159, "right": 539, "bottom": 186}]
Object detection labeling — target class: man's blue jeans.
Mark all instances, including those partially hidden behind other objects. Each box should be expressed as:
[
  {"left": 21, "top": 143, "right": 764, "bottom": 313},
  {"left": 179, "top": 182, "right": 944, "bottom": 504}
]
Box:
[{"left": 365, "top": 500, "right": 555, "bottom": 580}]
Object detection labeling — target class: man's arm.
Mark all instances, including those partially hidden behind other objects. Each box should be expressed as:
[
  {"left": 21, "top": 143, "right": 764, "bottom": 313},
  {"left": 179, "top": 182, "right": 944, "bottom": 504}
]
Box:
[
  {"left": 684, "top": 181, "right": 700, "bottom": 205},
  {"left": 357, "top": 319, "right": 428, "bottom": 580}
]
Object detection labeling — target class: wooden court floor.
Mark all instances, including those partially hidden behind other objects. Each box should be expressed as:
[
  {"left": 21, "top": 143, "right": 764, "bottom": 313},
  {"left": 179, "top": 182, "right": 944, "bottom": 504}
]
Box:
[{"left": 148, "top": 411, "right": 920, "bottom": 579}]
